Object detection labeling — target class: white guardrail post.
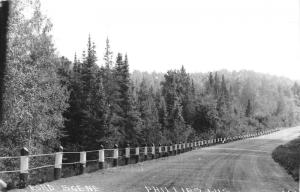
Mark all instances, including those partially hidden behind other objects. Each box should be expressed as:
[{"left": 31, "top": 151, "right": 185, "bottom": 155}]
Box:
[
  {"left": 158, "top": 144, "right": 162, "bottom": 157},
  {"left": 144, "top": 144, "right": 148, "bottom": 160},
  {"left": 169, "top": 143, "right": 173, "bottom": 156},
  {"left": 165, "top": 144, "right": 169, "bottom": 157},
  {"left": 20, "top": 147, "right": 29, "bottom": 189},
  {"left": 135, "top": 145, "right": 140, "bottom": 163},
  {"left": 113, "top": 144, "right": 118, "bottom": 167},
  {"left": 80, "top": 151, "right": 86, "bottom": 174},
  {"left": 54, "top": 145, "right": 63, "bottom": 180},
  {"left": 99, "top": 145, "right": 105, "bottom": 169},
  {"left": 125, "top": 144, "right": 130, "bottom": 165},
  {"left": 151, "top": 144, "right": 155, "bottom": 159}
]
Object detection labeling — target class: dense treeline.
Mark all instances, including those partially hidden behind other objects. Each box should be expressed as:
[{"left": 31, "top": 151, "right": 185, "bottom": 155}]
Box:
[
  {"left": 133, "top": 70, "right": 300, "bottom": 140},
  {"left": 1, "top": 0, "right": 300, "bottom": 156},
  {"left": 58, "top": 34, "right": 300, "bottom": 151}
]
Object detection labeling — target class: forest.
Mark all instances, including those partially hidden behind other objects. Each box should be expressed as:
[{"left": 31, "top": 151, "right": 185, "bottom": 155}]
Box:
[{"left": 1, "top": 0, "right": 300, "bottom": 157}]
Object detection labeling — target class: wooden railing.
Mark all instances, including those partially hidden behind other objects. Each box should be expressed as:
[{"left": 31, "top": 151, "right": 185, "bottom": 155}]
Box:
[{"left": 0, "top": 129, "right": 279, "bottom": 190}]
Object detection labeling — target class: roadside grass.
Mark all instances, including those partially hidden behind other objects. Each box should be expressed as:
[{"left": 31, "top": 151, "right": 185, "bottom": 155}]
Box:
[{"left": 272, "top": 136, "right": 300, "bottom": 181}]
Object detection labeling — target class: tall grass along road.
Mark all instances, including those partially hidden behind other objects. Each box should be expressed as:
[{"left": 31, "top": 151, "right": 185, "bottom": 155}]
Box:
[{"left": 11, "top": 127, "right": 300, "bottom": 192}]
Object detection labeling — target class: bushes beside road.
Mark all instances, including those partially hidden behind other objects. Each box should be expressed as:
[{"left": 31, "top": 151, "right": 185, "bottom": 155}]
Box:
[{"left": 272, "top": 137, "right": 300, "bottom": 181}]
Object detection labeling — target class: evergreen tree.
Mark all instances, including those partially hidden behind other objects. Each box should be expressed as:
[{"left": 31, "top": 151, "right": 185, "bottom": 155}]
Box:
[
  {"left": 161, "top": 69, "right": 193, "bottom": 142},
  {"left": 102, "top": 38, "right": 117, "bottom": 108},
  {"left": 62, "top": 36, "right": 109, "bottom": 150},
  {"left": 100, "top": 40, "right": 123, "bottom": 147},
  {"left": 179, "top": 66, "right": 195, "bottom": 124},
  {"left": 156, "top": 92, "right": 168, "bottom": 131},
  {"left": 168, "top": 97, "right": 192, "bottom": 143},
  {"left": 206, "top": 72, "right": 214, "bottom": 93},
  {"left": 57, "top": 56, "right": 71, "bottom": 87},
  {"left": 221, "top": 75, "right": 228, "bottom": 97},
  {"left": 115, "top": 54, "right": 142, "bottom": 145},
  {"left": 115, "top": 53, "right": 131, "bottom": 115},
  {"left": 214, "top": 72, "right": 220, "bottom": 96},
  {"left": 245, "top": 99, "right": 252, "bottom": 117},
  {"left": 138, "top": 79, "right": 163, "bottom": 144}
]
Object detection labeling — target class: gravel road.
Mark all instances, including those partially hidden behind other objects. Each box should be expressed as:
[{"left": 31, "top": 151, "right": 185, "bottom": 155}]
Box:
[{"left": 11, "top": 127, "right": 300, "bottom": 192}]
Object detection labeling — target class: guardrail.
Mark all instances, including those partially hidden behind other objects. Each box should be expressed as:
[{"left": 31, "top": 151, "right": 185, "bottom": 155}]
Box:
[{"left": 0, "top": 128, "right": 279, "bottom": 189}]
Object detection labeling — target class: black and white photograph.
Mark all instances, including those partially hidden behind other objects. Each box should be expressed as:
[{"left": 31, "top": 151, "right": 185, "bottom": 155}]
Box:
[{"left": 0, "top": 0, "right": 299, "bottom": 191}]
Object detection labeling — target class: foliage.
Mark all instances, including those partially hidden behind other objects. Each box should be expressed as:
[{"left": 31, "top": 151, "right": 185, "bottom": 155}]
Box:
[
  {"left": 0, "top": 0, "right": 69, "bottom": 155},
  {"left": 272, "top": 136, "right": 300, "bottom": 181}
]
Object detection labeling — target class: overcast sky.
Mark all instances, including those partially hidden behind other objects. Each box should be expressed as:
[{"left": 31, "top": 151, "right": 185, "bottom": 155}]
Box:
[{"left": 40, "top": 0, "right": 300, "bottom": 80}]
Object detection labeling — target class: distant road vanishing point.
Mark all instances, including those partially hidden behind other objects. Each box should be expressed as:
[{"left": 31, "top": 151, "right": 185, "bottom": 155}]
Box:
[{"left": 12, "top": 127, "right": 300, "bottom": 192}]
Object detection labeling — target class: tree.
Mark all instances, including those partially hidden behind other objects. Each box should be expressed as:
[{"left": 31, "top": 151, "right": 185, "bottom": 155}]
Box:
[
  {"left": 214, "top": 72, "right": 220, "bottom": 96},
  {"left": 100, "top": 39, "right": 124, "bottom": 147},
  {"left": 62, "top": 36, "right": 109, "bottom": 150},
  {"left": 205, "top": 72, "right": 214, "bottom": 94},
  {"left": 193, "top": 101, "right": 219, "bottom": 134},
  {"left": 0, "top": 0, "right": 69, "bottom": 155},
  {"left": 115, "top": 53, "right": 131, "bottom": 116},
  {"left": 245, "top": 99, "right": 252, "bottom": 117},
  {"left": 167, "top": 97, "right": 192, "bottom": 143},
  {"left": 179, "top": 66, "right": 196, "bottom": 124},
  {"left": 161, "top": 69, "right": 194, "bottom": 143},
  {"left": 115, "top": 54, "right": 142, "bottom": 145},
  {"left": 156, "top": 91, "right": 168, "bottom": 131},
  {"left": 138, "top": 78, "right": 163, "bottom": 144}
]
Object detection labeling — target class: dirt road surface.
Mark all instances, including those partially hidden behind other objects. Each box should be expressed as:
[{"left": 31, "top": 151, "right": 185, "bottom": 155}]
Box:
[{"left": 11, "top": 127, "right": 300, "bottom": 192}]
